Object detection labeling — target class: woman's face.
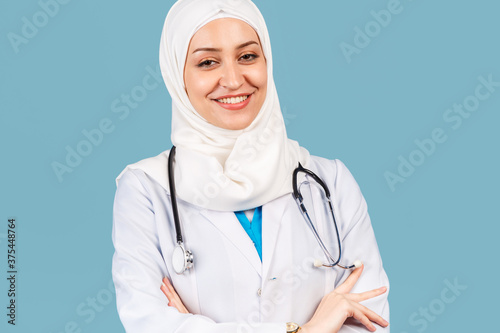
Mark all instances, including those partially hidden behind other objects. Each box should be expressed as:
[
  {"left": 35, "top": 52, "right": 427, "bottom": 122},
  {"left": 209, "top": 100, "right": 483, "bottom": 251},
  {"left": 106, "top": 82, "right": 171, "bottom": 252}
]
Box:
[{"left": 183, "top": 18, "right": 267, "bottom": 130}]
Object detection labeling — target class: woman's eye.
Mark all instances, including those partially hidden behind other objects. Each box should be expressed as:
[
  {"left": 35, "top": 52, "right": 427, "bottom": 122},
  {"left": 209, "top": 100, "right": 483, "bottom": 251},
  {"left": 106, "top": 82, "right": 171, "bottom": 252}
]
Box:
[
  {"left": 240, "top": 54, "right": 259, "bottom": 62},
  {"left": 197, "top": 60, "right": 216, "bottom": 68}
]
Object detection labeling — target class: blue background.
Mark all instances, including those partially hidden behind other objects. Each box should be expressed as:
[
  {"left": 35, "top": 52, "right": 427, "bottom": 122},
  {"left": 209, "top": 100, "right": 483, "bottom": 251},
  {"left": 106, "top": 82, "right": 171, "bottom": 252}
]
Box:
[{"left": 1, "top": 0, "right": 499, "bottom": 332}]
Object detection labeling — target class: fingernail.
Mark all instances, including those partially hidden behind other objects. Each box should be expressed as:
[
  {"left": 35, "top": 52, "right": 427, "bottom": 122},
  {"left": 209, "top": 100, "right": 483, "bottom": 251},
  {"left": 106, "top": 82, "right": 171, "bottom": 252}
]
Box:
[{"left": 161, "top": 282, "right": 167, "bottom": 288}]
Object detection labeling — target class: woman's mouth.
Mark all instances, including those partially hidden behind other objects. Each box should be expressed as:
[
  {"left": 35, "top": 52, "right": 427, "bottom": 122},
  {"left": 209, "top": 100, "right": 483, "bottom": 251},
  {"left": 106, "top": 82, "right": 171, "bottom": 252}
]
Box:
[
  {"left": 213, "top": 94, "right": 252, "bottom": 110},
  {"left": 216, "top": 95, "right": 249, "bottom": 104}
]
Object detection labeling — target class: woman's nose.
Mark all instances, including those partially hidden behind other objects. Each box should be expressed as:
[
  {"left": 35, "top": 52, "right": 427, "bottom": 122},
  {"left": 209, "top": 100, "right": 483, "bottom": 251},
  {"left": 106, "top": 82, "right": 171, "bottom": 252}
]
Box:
[{"left": 219, "top": 62, "right": 244, "bottom": 90}]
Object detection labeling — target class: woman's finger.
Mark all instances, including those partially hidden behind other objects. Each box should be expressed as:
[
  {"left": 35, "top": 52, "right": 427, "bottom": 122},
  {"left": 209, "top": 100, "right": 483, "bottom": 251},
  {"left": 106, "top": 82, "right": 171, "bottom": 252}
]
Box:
[
  {"left": 161, "top": 281, "right": 183, "bottom": 312},
  {"left": 164, "top": 278, "right": 184, "bottom": 305},
  {"left": 347, "top": 286, "right": 387, "bottom": 303},
  {"left": 161, "top": 277, "right": 173, "bottom": 295},
  {"left": 169, "top": 296, "right": 189, "bottom": 313},
  {"left": 160, "top": 282, "right": 171, "bottom": 296},
  {"left": 162, "top": 277, "right": 189, "bottom": 314},
  {"left": 161, "top": 284, "right": 186, "bottom": 313},
  {"left": 349, "top": 306, "right": 377, "bottom": 332},
  {"left": 351, "top": 301, "right": 389, "bottom": 329},
  {"left": 334, "top": 264, "right": 364, "bottom": 294}
]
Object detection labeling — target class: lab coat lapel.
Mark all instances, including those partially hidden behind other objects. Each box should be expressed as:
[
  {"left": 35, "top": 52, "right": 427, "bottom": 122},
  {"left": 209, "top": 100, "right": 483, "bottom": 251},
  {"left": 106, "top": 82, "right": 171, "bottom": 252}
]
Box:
[
  {"left": 262, "top": 194, "right": 291, "bottom": 281},
  {"left": 200, "top": 209, "right": 262, "bottom": 277}
]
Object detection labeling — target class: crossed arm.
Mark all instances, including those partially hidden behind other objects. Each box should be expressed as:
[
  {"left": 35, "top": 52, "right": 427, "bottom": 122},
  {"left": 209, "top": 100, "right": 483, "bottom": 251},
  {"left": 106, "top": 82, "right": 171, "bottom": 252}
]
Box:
[
  {"left": 160, "top": 264, "right": 389, "bottom": 333},
  {"left": 113, "top": 162, "right": 390, "bottom": 333}
]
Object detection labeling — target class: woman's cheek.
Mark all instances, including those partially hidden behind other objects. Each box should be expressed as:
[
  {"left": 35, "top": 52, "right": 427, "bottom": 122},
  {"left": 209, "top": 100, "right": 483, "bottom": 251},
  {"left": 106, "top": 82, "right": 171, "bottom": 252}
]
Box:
[
  {"left": 251, "top": 62, "right": 268, "bottom": 88},
  {"left": 185, "top": 71, "right": 217, "bottom": 107}
]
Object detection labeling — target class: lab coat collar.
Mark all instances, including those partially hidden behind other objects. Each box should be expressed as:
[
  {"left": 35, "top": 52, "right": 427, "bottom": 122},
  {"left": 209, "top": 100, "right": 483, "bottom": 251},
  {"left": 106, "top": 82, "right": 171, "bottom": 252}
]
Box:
[
  {"left": 199, "top": 193, "right": 291, "bottom": 279},
  {"left": 262, "top": 193, "right": 292, "bottom": 281}
]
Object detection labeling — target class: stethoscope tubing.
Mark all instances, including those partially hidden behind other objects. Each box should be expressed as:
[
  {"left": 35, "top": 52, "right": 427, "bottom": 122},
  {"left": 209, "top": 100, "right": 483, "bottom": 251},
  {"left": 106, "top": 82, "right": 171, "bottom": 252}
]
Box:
[
  {"left": 292, "top": 163, "right": 355, "bottom": 270},
  {"left": 168, "top": 146, "right": 183, "bottom": 245},
  {"left": 168, "top": 147, "right": 357, "bottom": 273}
]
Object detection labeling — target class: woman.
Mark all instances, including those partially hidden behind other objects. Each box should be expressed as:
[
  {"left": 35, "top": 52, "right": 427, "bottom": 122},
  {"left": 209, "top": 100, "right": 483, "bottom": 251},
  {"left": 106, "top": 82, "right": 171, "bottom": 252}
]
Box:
[{"left": 111, "top": 0, "right": 390, "bottom": 332}]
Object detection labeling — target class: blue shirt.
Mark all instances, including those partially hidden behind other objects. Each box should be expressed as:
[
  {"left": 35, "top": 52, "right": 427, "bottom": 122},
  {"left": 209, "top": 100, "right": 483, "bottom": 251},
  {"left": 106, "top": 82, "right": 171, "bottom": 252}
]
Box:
[{"left": 234, "top": 206, "right": 263, "bottom": 261}]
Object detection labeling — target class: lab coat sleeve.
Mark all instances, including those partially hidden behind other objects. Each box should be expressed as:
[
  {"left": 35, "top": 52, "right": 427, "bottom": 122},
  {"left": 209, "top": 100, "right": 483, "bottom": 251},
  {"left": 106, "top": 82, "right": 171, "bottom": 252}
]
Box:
[
  {"left": 332, "top": 160, "right": 390, "bottom": 333},
  {"left": 112, "top": 169, "right": 286, "bottom": 333}
]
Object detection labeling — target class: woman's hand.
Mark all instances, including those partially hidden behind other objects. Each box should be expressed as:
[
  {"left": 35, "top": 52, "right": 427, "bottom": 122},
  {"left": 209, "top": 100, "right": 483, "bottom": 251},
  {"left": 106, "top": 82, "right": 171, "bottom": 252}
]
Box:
[
  {"left": 159, "top": 265, "right": 388, "bottom": 332},
  {"left": 160, "top": 277, "right": 190, "bottom": 314},
  {"left": 301, "top": 264, "right": 389, "bottom": 333}
]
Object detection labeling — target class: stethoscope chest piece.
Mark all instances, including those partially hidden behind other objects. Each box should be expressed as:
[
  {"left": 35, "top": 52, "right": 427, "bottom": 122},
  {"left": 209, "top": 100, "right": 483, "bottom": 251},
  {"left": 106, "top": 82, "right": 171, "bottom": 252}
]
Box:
[{"left": 172, "top": 242, "right": 193, "bottom": 274}]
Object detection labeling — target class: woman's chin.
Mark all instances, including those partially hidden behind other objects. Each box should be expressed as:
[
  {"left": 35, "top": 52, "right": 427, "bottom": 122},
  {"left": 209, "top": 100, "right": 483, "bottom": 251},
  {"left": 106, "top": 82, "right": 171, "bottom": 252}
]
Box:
[{"left": 207, "top": 107, "right": 259, "bottom": 130}]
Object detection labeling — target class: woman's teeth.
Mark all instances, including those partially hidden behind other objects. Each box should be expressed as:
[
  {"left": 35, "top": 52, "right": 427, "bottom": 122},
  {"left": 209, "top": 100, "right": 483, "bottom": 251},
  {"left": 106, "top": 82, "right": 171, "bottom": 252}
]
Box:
[{"left": 216, "top": 95, "right": 249, "bottom": 104}]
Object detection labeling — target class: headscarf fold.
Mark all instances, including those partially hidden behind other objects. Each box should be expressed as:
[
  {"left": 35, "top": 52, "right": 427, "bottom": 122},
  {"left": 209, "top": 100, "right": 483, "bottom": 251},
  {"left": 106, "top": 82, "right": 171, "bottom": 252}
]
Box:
[{"left": 117, "top": 0, "right": 310, "bottom": 211}]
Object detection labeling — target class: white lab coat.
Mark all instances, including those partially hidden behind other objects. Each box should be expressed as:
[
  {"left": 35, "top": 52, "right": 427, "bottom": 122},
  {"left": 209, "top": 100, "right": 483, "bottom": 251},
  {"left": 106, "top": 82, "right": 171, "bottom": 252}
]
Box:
[{"left": 112, "top": 153, "right": 390, "bottom": 333}]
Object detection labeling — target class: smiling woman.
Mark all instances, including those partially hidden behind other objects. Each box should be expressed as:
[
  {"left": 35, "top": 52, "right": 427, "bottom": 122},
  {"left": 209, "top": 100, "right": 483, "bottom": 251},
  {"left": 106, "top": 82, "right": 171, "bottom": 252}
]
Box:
[
  {"left": 184, "top": 18, "right": 268, "bottom": 130},
  {"left": 111, "top": 1, "right": 390, "bottom": 332}
]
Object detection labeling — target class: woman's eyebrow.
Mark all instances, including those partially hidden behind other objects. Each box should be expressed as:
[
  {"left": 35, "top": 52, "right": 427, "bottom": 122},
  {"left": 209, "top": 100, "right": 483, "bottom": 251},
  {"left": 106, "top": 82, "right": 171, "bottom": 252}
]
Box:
[{"left": 192, "top": 40, "right": 259, "bottom": 54}]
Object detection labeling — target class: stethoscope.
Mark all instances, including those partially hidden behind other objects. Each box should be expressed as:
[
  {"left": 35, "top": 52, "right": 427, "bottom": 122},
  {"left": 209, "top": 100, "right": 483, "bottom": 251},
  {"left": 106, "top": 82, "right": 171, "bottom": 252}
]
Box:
[{"left": 168, "top": 146, "right": 361, "bottom": 274}]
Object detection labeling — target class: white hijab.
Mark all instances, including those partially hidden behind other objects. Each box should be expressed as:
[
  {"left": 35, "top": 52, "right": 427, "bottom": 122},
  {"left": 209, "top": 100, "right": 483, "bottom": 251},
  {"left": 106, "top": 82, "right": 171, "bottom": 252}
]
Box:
[{"left": 117, "top": 0, "right": 310, "bottom": 211}]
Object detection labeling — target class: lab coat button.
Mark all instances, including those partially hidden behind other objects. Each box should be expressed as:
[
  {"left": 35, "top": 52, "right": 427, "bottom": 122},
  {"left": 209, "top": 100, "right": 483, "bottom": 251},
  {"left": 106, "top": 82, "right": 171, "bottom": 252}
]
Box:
[{"left": 257, "top": 288, "right": 262, "bottom": 296}]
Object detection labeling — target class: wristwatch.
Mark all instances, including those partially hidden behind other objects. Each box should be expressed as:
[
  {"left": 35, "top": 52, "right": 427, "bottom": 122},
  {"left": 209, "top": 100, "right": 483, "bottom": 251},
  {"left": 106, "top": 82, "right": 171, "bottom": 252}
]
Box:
[{"left": 286, "top": 322, "right": 301, "bottom": 332}]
